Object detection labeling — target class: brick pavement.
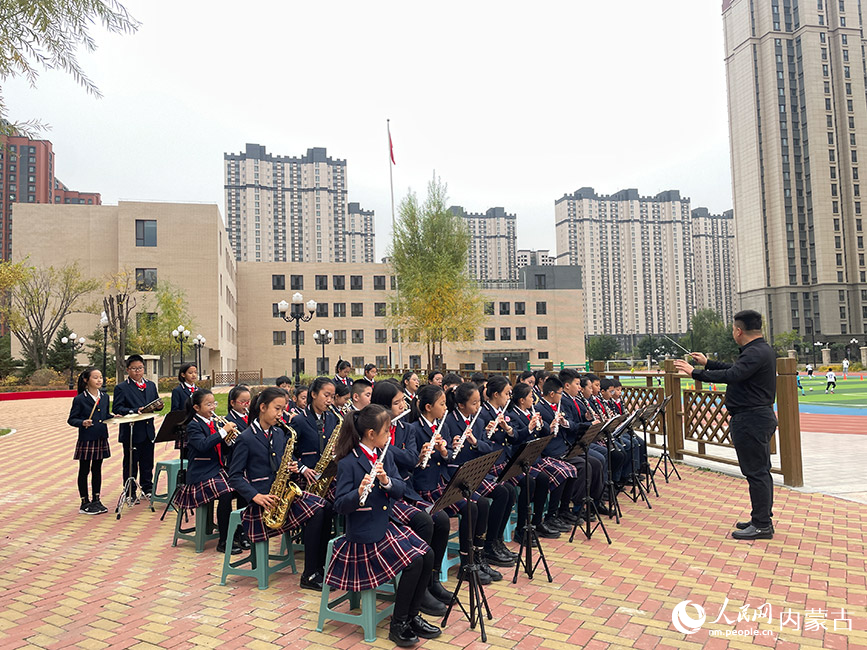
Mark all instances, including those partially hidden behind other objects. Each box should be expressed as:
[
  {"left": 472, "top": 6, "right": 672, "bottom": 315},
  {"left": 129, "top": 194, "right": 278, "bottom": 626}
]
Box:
[{"left": 0, "top": 398, "right": 865, "bottom": 650}]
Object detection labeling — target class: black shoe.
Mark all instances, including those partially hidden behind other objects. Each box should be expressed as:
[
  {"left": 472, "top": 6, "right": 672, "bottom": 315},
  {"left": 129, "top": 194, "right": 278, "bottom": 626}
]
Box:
[
  {"left": 462, "top": 564, "right": 491, "bottom": 585},
  {"left": 495, "top": 539, "right": 518, "bottom": 560},
  {"left": 534, "top": 521, "right": 561, "bottom": 539},
  {"left": 483, "top": 545, "right": 516, "bottom": 567},
  {"left": 234, "top": 531, "right": 252, "bottom": 550},
  {"left": 731, "top": 524, "right": 774, "bottom": 540},
  {"left": 546, "top": 516, "right": 571, "bottom": 532},
  {"left": 300, "top": 572, "right": 324, "bottom": 591},
  {"left": 595, "top": 503, "right": 612, "bottom": 517},
  {"left": 409, "top": 614, "right": 442, "bottom": 639},
  {"left": 91, "top": 499, "right": 108, "bottom": 514},
  {"left": 735, "top": 522, "right": 774, "bottom": 534},
  {"left": 478, "top": 559, "right": 502, "bottom": 582},
  {"left": 419, "top": 589, "right": 447, "bottom": 617},
  {"left": 79, "top": 500, "right": 91, "bottom": 514},
  {"left": 388, "top": 618, "right": 419, "bottom": 647},
  {"left": 557, "top": 511, "right": 579, "bottom": 525},
  {"left": 216, "top": 541, "right": 243, "bottom": 555},
  {"left": 428, "top": 577, "right": 453, "bottom": 605}
]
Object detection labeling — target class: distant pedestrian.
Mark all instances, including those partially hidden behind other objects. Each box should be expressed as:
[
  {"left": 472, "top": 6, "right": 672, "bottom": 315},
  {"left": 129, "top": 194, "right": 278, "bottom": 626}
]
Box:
[
  {"left": 797, "top": 374, "right": 805, "bottom": 396},
  {"left": 842, "top": 358, "right": 850, "bottom": 379},
  {"left": 806, "top": 363, "right": 814, "bottom": 378},
  {"left": 825, "top": 369, "right": 837, "bottom": 394}
]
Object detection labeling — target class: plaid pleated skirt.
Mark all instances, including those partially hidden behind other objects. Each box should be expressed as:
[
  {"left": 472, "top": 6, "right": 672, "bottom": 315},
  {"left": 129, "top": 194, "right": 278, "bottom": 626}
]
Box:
[
  {"left": 417, "top": 483, "right": 485, "bottom": 517},
  {"left": 173, "top": 470, "right": 232, "bottom": 510},
  {"left": 242, "top": 491, "right": 327, "bottom": 543},
  {"left": 324, "top": 522, "right": 430, "bottom": 591},
  {"left": 73, "top": 438, "right": 111, "bottom": 461},
  {"left": 536, "top": 457, "right": 577, "bottom": 489},
  {"left": 391, "top": 499, "right": 424, "bottom": 526}
]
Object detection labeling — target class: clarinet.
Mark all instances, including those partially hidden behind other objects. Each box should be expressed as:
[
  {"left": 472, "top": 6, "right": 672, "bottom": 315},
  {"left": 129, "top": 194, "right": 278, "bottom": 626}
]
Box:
[
  {"left": 451, "top": 410, "right": 482, "bottom": 459},
  {"left": 359, "top": 442, "right": 389, "bottom": 506},
  {"left": 420, "top": 416, "right": 447, "bottom": 469}
]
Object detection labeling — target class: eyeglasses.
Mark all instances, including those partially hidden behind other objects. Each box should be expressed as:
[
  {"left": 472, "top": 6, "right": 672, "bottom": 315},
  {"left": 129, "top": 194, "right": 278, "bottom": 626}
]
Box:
[{"left": 128, "top": 366, "right": 145, "bottom": 371}]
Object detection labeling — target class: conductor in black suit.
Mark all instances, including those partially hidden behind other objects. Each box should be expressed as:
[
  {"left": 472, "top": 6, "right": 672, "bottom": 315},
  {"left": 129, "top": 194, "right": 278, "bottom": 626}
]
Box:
[
  {"left": 113, "top": 355, "right": 160, "bottom": 500},
  {"left": 674, "top": 310, "right": 777, "bottom": 541}
]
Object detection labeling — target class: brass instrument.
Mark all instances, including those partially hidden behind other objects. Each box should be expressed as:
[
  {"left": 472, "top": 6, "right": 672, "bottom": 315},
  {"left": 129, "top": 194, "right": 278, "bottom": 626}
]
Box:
[
  {"left": 330, "top": 403, "right": 350, "bottom": 416},
  {"left": 213, "top": 415, "right": 238, "bottom": 445},
  {"left": 263, "top": 423, "right": 303, "bottom": 529},
  {"left": 307, "top": 409, "right": 344, "bottom": 497}
]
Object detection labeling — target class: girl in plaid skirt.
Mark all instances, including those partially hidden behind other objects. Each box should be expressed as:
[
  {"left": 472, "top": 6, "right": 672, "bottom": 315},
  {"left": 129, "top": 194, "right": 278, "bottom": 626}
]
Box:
[
  {"left": 68, "top": 367, "right": 112, "bottom": 515},
  {"left": 328, "top": 405, "right": 441, "bottom": 647}
]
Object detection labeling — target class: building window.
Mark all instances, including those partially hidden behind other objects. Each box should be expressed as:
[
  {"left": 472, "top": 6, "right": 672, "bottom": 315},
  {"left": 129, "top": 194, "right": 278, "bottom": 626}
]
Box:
[
  {"left": 484, "top": 302, "right": 494, "bottom": 315},
  {"left": 292, "top": 358, "right": 305, "bottom": 376},
  {"left": 499, "top": 302, "right": 510, "bottom": 315},
  {"left": 538, "top": 351, "right": 549, "bottom": 360},
  {"left": 500, "top": 327, "right": 511, "bottom": 341},
  {"left": 536, "top": 301, "right": 547, "bottom": 315},
  {"left": 273, "top": 331, "right": 287, "bottom": 346},
  {"left": 135, "top": 219, "right": 157, "bottom": 247},
  {"left": 350, "top": 275, "right": 363, "bottom": 290},
  {"left": 351, "top": 329, "right": 364, "bottom": 344},
  {"left": 484, "top": 328, "right": 495, "bottom": 341},
  {"left": 333, "top": 302, "right": 346, "bottom": 317},
  {"left": 375, "top": 329, "right": 387, "bottom": 343},
  {"left": 334, "top": 330, "right": 347, "bottom": 344},
  {"left": 316, "top": 303, "right": 329, "bottom": 318},
  {"left": 290, "top": 275, "right": 303, "bottom": 290},
  {"left": 373, "top": 275, "right": 386, "bottom": 290},
  {"left": 333, "top": 275, "right": 345, "bottom": 290},
  {"left": 351, "top": 356, "right": 365, "bottom": 369},
  {"left": 272, "top": 303, "right": 281, "bottom": 318},
  {"left": 537, "top": 326, "right": 548, "bottom": 340},
  {"left": 534, "top": 274, "right": 547, "bottom": 289},
  {"left": 375, "top": 302, "right": 386, "bottom": 317},
  {"left": 315, "top": 275, "right": 328, "bottom": 290},
  {"left": 291, "top": 330, "right": 305, "bottom": 346},
  {"left": 376, "top": 355, "right": 388, "bottom": 368},
  {"left": 515, "top": 302, "right": 526, "bottom": 315},
  {"left": 272, "top": 274, "right": 285, "bottom": 291},
  {"left": 391, "top": 276, "right": 397, "bottom": 290},
  {"left": 351, "top": 303, "right": 364, "bottom": 317},
  {"left": 135, "top": 268, "right": 157, "bottom": 291},
  {"left": 409, "top": 355, "right": 421, "bottom": 369},
  {"left": 316, "top": 356, "right": 331, "bottom": 375}
]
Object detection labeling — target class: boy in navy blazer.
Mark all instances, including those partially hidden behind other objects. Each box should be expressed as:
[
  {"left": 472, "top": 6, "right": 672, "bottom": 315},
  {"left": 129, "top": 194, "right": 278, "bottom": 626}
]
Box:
[{"left": 113, "top": 355, "right": 160, "bottom": 500}]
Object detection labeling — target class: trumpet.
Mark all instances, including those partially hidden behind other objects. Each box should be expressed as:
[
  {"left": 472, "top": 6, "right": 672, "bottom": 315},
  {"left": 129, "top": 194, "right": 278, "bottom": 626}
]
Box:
[
  {"left": 452, "top": 410, "right": 482, "bottom": 459},
  {"left": 213, "top": 415, "right": 239, "bottom": 445},
  {"left": 420, "top": 416, "right": 447, "bottom": 469},
  {"left": 359, "top": 442, "right": 389, "bottom": 506}
]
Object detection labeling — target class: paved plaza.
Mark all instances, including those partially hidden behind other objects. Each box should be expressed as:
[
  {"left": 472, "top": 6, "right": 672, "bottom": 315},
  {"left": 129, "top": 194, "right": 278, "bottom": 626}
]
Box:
[{"left": 0, "top": 397, "right": 865, "bottom": 650}]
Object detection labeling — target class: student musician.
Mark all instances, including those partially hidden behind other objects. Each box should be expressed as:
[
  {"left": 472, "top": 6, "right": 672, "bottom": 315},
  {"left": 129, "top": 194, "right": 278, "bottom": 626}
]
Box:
[
  {"left": 291, "top": 377, "right": 339, "bottom": 493},
  {"left": 362, "top": 363, "right": 378, "bottom": 385},
  {"left": 292, "top": 385, "right": 308, "bottom": 416},
  {"left": 276, "top": 375, "right": 292, "bottom": 391},
  {"left": 427, "top": 370, "right": 443, "bottom": 387},
  {"left": 410, "top": 385, "right": 494, "bottom": 586},
  {"left": 68, "top": 367, "right": 112, "bottom": 515},
  {"left": 349, "top": 379, "right": 373, "bottom": 411},
  {"left": 171, "top": 363, "right": 199, "bottom": 412},
  {"left": 333, "top": 382, "right": 351, "bottom": 413},
  {"left": 329, "top": 405, "right": 441, "bottom": 646},
  {"left": 400, "top": 371, "right": 420, "bottom": 408},
  {"left": 600, "top": 378, "right": 644, "bottom": 483},
  {"left": 334, "top": 360, "right": 352, "bottom": 387},
  {"left": 441, "top": 373, "right": 462, "bottom": 394},
  {"left": 445, "top": 382, "right": 515, "bottom": 572},
  {"left": 113, "top": 355, "right": 159, "bottom": 501},
  {"left": 173, "top": 390, "right": 241, "bottom": 554},
  {"left": 371, "top": 381, "right": 452, "bottom": 612},
  {"left": 223, "top": 385, "right": 251, "bottom": 512},
  {"left": 228, "top": 387, "right": 331, "bottom": 591},
  {"left": 531, "top": 370, "right": 550, "bottom": 404}
]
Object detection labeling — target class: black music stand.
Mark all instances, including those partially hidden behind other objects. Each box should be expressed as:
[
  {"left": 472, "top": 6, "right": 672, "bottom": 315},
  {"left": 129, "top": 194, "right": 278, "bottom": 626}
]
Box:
[
  {"left": 567, "top": 424, "right": 611, "bottom": 544},
  {"left": 153, "top": 411, "right": 190, "bottom": 519},
  {"left": 597, "top": 414, "right": 628, "bottom": 523},
  {"left": 113, "top": 413, "right": 157, "bottom": 520},
  {"left": 434, "top": 450, "right": 500, "bottom": 644},
  {"left": 622, "top": 406, "right": 656, "bottom": 504},
  {"left": 644, "top": 396, "right": 680, "bottom": 483},
  {"left": 633, "top": 405, "right": 660, "bottom": 497},
  {"left": 497, "top": 436, "right": 554, "bottom": 584}
]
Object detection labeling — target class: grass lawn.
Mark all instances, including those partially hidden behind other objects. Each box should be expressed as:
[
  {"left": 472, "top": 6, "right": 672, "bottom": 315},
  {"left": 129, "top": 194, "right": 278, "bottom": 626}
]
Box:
[{"left": 0, "top": 428, "right": 11, "bottom": 437}]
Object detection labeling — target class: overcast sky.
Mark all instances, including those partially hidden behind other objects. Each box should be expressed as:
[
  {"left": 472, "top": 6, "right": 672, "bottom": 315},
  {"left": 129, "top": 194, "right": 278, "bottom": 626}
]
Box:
[{"left": 6, "top": 0, "right": 731, "bottom": 259}]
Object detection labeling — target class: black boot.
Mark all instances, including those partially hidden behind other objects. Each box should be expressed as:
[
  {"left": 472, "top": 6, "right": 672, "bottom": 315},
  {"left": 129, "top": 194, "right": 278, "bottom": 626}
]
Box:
[
  {"left": 429, "top": 571, "right": 453, "bottom": 605},
  {"left": 388, "top": 617, "right": 419, "bottom": 647},
  {"left": 419, "top": 588, "right": 447, "bottom": 616}
]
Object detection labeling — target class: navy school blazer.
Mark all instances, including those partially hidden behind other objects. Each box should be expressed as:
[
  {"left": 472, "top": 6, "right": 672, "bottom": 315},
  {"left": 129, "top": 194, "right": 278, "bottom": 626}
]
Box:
[
  {"left": 410, "top": 419, "right": 450, "bottom": 492},
  {"left": 291, "top": 407, "right": 341, "bottom": 472},
  {"left": 477, "top": 402, "right": 517, "bottom": 464},
  {"left": 443, "top": 409, "right": 496, "bottom": 475},
  {"left": 534, "top": 399, "right": 573, "bottom": 458},
  {"left": 112, "top": 378, "right": 159, "bottom": 444},
  {"left": 67, "top": 391, "right": 111, "bottom": 442},
  {"left": 333, "top": 447, "right": 406, "bottom": 543},
  {"left": 228, "top": 423, "right": 288, "bottom": 504},
  {"left": 388, "top": 419, "right": 423, "bottom": 502},
  {"left": 185, "top": 416, "right": 226, "bottom": 484},
  {"left": 171, "top": 383, "right": 196, "bottom": 412},
  {"left": 505, "top": 405, "right": 551, "bottom": 448}
]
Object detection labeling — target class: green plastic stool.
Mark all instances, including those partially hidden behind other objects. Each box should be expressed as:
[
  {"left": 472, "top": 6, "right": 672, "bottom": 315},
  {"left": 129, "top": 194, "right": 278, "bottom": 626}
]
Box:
[
  {"left": 220, "top": 508, "right": 297, "bottom": 589},
  {"left": 172, "top": 501, "right": 219, "bottom": 553},
  {"left": 316, "top": 537, "right": 397, "bottom": 643},
  {"left": 440, "top": 529, "right": 461, "bottom": 582},
  {"left": 151, "top": 459, "right": 187, "bottom": 507}
]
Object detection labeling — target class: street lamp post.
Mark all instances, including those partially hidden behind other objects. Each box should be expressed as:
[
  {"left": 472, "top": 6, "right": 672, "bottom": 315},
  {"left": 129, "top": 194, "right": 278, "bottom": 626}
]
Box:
[
  {"left": 99, "top": 311, "right": 109, "bottom": 379},
  {"left": 814, "top": 341, "right": 823, "bottom": 367},
  {"left": 192, "top": 334, "right": 206, "bottom": 375},
  {"left": 313, "top": 329, "right": 333, "bottom": 375},
  {"left": 278, "top": 293, "right": 317, "bottom": 385},
  {"left": 848, "top": 337, "right": 859, "bottom": 361},
  {"left": 172, "top": 326, "right": 191, "bottom": 366},
  {"left": 805, "top": 317, "right": 816, "bottom": 366},
  {"left": 61, "top": 332, "right": 86, "bottom": 389}
]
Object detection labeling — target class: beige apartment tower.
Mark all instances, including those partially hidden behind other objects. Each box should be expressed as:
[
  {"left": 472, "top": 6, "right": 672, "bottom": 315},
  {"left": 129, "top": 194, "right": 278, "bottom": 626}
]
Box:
[
  {"left": 724, "top": 0, "right": 867, "bottom": 340},
  {"left": 692, "top": 208, "right": 737, "bottom": 324},
  {"left": 224, "top": 144, "right": 375, "bottom": 264},
  {"left": 449, "top": 206, "right": 518, "bottom": 283}
]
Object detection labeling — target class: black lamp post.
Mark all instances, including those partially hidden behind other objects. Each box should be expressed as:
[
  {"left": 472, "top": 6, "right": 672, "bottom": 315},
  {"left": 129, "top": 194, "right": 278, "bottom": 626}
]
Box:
[
  {"left": 313, "top": 329, "right": 333, "bottom": 375},
  {"left": 99, "top": 311, "right": 109, "bottom": 379},
  {"left": 172, "top": 325, "right": 190, "bottom": 366},
  {"left": 62, "top": 332, "right": 86, "bottom": 389},
  {"left": 278, "top": 293, "right": 317, "bottom": 385},
  {"left": 192, "top": 334, "right": 206, "bottom": 376}
]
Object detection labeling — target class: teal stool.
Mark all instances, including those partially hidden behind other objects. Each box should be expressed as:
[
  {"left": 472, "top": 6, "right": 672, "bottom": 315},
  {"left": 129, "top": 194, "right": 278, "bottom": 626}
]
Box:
[
  {"left": 172, "top": 501, "right": 219, "bottom": 553},
  {"left": 504, "top": 509, "right": 517, "bottom": 543},
  {"left": 220, "top": 508, "right": 297, "bottom": 589},
  {"left": 316, "top": 537, "right": 397, "bottom": 643},
  {"left": 440, "top": 530, "right": 461, "bottom": 582},
  {"left": 151, "top": 459, "right": 187, "bottom": 507}
]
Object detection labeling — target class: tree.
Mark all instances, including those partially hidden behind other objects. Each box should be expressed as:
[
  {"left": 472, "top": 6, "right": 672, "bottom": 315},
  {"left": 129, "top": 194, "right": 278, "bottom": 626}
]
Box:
[
  {"left": 0, "top": 333, "right": 21, "bottom": 378},
  {"left": 130, "top": 281, "right": 195, "bottom": 359},
  {"left": 45, "top": 322, "right": 79, "bottom": 377},
  {"left": 773, "top": 329, "right": 803, "bottom": 357},
  {"left": 0, "top": 0, "right": 139, "bottom": 138},
  {"left": 85, "top": 326, "right": 115, "bottom": 379},
  {"left": 101, "top": 269, "right": 137, "bottom": 381},
  {"left": 5, "top": 262, "right": 99, "bottom": 369},
  {"left": 586, "top": 334, "right": 620, "bottom": 361},
  {"left": 388, "top": 178, "right": 484, "bottom": 369}
]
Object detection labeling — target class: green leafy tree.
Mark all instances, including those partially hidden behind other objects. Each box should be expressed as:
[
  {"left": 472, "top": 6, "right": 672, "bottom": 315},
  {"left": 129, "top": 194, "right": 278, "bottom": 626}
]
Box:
[
  {"left": 586, "top": 334, "right": 620, "bottom": 361},
  {"left": 130, "top": 282, "right": 195, "bottom": 359},
  {"left": 0, "top": 333, "right": 21, "bottom": 378},
  {"left": 388, "top": 178, "right": 484, "bottom": 368},
  {"left": 0, "top": 0, "right": 139, "bottom": 138},
  {"left": 46, "top": 322, "right": 76, "bottom": 374},
  {"left": 773, "top": 329, "right": 803, "bottom": 356}
]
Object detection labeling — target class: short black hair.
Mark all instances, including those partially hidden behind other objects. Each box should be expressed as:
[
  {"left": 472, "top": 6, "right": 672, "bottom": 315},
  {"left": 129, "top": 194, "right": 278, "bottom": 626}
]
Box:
[
  {"left": 126, "top": 354, "right": 144, "bottom": 368},
  {"left": 275, "top": 375, "right": 292, "bottom": 386},
  {"left": 734, "top": 309, "right": 763, "bottom": 332},
  {"left": 558, "top": 368, "right": 580, "bottom": 384},
  {"left": 599, "top": 378, "right": 615, "bottom": 391},
  {"left": 334, "top": 382, "right": 350, "bottom": 397},
  {"left": 351, "top": 378, "right": 372, "bottom": 396},
  {"left": 542, "top": 376, "right": 563, "bottom": 395},
  {"left": 585, "top": 373, "right": 600, "bottom": 383}
]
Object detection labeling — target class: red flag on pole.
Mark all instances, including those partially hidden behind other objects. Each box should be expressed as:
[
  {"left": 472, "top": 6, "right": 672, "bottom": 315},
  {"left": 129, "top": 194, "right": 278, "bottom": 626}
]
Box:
[{"left": 388, "top": 122, "right": 396, "bottom": 165}]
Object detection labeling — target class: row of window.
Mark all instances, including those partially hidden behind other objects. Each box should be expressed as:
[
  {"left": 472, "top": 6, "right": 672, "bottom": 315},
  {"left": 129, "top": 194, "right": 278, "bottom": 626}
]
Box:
[
  {"left": 484, "top": 301, "right": 548, "bottom": 315},
  {"left": 483, "top": 326, "right": 548, "bottom": 341},
  {"left": 273, "top": 326, "right": 550, "bottom": 347},
  {"left": 272, "top": 274, "right": 393, "bottom": 291}
]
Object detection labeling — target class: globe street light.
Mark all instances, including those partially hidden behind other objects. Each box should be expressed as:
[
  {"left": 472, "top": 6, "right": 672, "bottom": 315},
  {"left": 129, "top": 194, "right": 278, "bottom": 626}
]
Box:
[
  {"left": 172, "top": 326, "right": 191, "bottom": 365},
  {"left": 278, "top": 293, "right": 317, "bottom": 385},
  {"left": 99, "top": 311, "right": 110, "bottom": 379},
  {"left": 61, "top": 332, "right": 86, "bottom": 389},
  {"left": 313, "top": 329, "right": 333, "bottom": 375},
  {"left": 192, "top": 334, "right": 206, "bottom": 376}
]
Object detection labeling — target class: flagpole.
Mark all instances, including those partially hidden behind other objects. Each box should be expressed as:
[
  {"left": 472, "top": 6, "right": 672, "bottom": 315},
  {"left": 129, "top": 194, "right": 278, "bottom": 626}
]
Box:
[{"left": 388, "top": 119, "right": 404, "bottom": 369}]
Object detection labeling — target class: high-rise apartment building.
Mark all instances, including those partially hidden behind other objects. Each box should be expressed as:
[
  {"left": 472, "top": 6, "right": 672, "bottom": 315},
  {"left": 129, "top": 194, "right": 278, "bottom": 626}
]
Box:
[
  {"left": 0, "top": 132, "right": 100, "bottom": 260},
  {"left": 691, "top": 208, "right": 737, "bottom": 324},
  {"left": 516, "top": 249, "right": 554, "bottom": 268},
  {"left": 555, "top": 187, "right": 695, "bottom": 336},
  {"left": 449, "top": 206, "right": 517, "bottom": 283},
  {"left": 223, "top": 144, "right": 374, "bottom": 264},
  {"left": 724, "top": 0, "right": 867, "bottom": 339}
]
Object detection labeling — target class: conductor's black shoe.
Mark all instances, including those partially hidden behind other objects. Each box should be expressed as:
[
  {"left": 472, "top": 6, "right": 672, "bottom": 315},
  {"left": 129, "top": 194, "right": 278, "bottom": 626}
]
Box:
[
  {"left": 410, "top": 614, "right": 442, "bottom": 639},
  {"left": 300, "top": 572, "right": 324, "bottom": 591},
  {"left": 79, "top": 501, "right": 91, "bottom": 514},
  {"left": 731, "top": 524, "right": 774, "bottom": 540},
  {"left": 557, "top": 511, "right": 579, "bottom": 525},
  {"left": 478, "top": 559, "right": 503, "bottom": 581},
  {"left": 388, "top": 618, "right": 418, "bottom": 647},
  {"left": 534, "top": 521, "right": 561, "bottom": 539},
  {"left": 483, "top": 546, "right": 516, "bottom": 567},
  {"left": 419, "top": 589, "right": 447, "bottom": 617}
]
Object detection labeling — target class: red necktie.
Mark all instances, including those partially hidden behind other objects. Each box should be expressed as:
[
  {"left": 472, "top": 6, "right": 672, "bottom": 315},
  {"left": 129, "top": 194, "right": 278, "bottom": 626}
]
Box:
[
  {"left": 189, "top": 386, "right": 196, "bottom": 395},
  {"left": 390, "top": 425, "right": 396, "bottom": 445},
  {"left": 551, "top": 403, "right": 558, "bottom": 412},
  {"left": 430, "top": 425, "right": 436, "bottom": 434},
  {"left": 243, "top": 415, "right": 248, "bottom": 425},
  {"left": 135, "top": 381, "right": 145, "bottom": 390},
  {"left": 209, "top": 421, "right": 223, "bottom": 465},
  {"left": 464, "top": 419, "right": 471, "bottom": 427},
  {"left": 361, "top": 447, "right": 378, "bottom": 465},
  {"left": 526, "top": 413, "right": 531, "bottom": 421}
]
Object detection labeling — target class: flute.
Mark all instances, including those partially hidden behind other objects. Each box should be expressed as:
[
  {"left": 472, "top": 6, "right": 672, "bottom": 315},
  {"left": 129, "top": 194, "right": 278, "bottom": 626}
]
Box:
[
  {"left": 420, "top": 416, "right": 446, "bottom": 469},
  {"left": 359, "top": 441, "right": 389, "bottom": 506},
  {"left": 391, "top": 408, "right": 411, "bottom": 425},
  {"left": 452, "top": 410, "right": 482, "bottom": 459}
]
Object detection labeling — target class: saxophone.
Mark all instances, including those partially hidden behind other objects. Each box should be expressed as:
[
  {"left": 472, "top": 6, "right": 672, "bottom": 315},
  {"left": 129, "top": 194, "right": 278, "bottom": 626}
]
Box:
[
  {"left": 263, "top": 423, "right": 303, "bottom": 529},
  {"left": 307, "top": 410, "right": 343, "bottom": 497}
]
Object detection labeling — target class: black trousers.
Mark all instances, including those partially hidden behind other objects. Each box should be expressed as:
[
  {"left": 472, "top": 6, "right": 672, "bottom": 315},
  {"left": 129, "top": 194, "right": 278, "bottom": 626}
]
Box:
[
  {"left": 563, "top": 455, "right": 604, "bottom": 508},
  {"left": 516, "top": 472, "right": 551, "bottom": 530},
  {"left": 303, "top": 502, "right": 332, "bottom": 577},
  {"left": 393, "top": 548, "right": 435, "bottom": 621},
  {"left": 407, "top": 509, "right": 450, "bottom": 572},
  {"left": 730, "top": 408, "right": 776, "bottom": 529},
  {"left": 486, "top": 483, "right": 516, "bottom": 544},
  {"left": 121, "top": 438, "right": 154, "bottom": 494},
  {"left": 77, "top": 459, "right": 103, "bottom": 500}
]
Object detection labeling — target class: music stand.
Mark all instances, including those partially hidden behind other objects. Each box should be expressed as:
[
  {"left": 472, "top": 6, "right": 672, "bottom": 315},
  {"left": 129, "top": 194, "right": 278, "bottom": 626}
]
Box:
[
  {"left": 596, "top": 414, "right": 628, "bottom": 523},
  {"left": 644, "top": 396, "right": 680, "bottom": 483},
  {"left": 111, "top": 413, "right": 156, "bottom": 520},
  {"left": 568, "top": 423, "right": 611, "bottom": 544},
  {"left": 622, "top": 406, "right": 656, "bottom": 504},
  {"left": 152, "top": 411, "right": 190, "bottom": 519},
  {"left": 497, "top": 435, "right": 554, "bottom": 583},
  {"left": 434, "top": 450, "right": 500, "bottom": 644}
]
